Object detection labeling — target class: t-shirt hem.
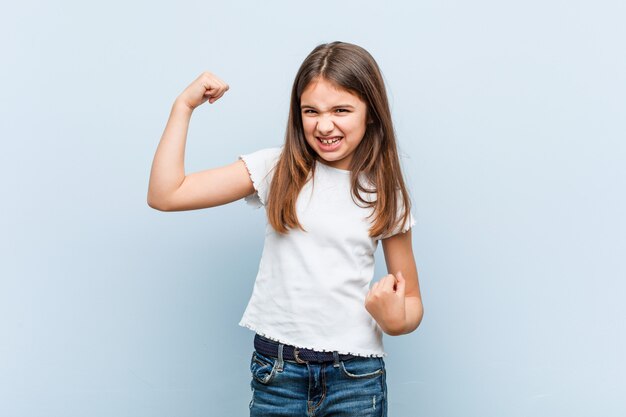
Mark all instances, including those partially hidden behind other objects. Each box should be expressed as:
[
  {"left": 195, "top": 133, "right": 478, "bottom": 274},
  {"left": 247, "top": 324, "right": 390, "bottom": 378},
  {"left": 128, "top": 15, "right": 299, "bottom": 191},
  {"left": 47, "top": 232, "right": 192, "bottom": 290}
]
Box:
[{"left": 239, "top": 320, "right": 387, "bottom": 358}]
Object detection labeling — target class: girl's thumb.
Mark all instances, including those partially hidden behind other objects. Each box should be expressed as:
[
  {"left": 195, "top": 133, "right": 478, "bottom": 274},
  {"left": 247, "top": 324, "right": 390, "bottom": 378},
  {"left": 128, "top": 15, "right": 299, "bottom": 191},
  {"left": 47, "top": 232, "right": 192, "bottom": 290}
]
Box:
[{"left": 395, "top": 271, "right": 406, "bottom": 294}]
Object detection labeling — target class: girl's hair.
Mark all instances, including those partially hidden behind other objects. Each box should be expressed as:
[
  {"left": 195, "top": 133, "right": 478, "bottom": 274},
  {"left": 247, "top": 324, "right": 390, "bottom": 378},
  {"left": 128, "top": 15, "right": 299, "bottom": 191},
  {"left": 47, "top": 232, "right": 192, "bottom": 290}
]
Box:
[{"left": 267, "top": 41, "right": 411, "bottom": 238}]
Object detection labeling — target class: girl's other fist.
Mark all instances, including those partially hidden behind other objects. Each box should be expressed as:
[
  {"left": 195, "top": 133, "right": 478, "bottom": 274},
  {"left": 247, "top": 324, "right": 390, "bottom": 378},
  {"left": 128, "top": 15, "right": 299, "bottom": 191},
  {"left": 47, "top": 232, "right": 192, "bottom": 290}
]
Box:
[
  {"left": 176, "top": 71, "right": 229, "bottom": 110},
  {"left": 364, "top": 272, "right": 407, "bottom": 335}
]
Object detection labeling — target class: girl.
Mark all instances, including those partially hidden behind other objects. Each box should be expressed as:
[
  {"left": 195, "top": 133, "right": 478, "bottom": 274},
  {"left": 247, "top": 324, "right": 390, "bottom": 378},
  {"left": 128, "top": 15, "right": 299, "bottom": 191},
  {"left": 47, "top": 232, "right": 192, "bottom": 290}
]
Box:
[{"left": 148, "top": 41, "right": 423, "bottom": 417}]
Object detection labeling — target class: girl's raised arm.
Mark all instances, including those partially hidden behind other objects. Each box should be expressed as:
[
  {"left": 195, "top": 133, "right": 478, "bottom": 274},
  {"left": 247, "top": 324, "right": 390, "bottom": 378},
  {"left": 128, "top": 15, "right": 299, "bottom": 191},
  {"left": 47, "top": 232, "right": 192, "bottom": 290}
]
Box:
[{"left": 147, "top": 72, "right": 254, "bottom": 211}]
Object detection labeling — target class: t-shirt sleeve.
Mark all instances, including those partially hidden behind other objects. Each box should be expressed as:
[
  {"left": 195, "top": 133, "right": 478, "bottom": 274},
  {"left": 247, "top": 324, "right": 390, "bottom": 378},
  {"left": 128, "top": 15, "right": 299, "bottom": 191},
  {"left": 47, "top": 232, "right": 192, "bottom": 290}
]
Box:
[
  {"left": 375, "top": 191, "right": 416, "bottom": 240},
  {"left": 238, "top": 147, "right": 283, "bottom": 208}
]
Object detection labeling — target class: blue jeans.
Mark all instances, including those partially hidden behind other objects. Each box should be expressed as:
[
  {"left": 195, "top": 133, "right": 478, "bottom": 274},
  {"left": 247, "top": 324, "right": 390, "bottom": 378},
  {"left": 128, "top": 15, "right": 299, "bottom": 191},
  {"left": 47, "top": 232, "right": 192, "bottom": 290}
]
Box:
[{"left": 249, "top": 349, "right": 388, "bottom": 416}]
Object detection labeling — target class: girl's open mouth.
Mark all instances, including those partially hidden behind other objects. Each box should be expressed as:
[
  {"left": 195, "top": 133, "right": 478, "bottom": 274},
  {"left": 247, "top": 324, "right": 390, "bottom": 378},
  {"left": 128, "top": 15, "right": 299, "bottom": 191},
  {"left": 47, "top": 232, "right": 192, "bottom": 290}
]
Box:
[{"left": 317, "top": 136, "right": 342, "bottom": 151}]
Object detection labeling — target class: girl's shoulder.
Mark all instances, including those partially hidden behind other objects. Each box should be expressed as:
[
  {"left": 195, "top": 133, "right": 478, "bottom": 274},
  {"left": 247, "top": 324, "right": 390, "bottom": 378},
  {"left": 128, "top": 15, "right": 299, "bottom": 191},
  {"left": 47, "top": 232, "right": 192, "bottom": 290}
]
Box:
[
  {"left": 238, "top": 146, "right": 283, "bottom": 208},
  {"left": 240, "top": 146, "right": 283, "bottom": 162},
  {"left": 238, "top": 146, "right": 283, "bottom": 178}
]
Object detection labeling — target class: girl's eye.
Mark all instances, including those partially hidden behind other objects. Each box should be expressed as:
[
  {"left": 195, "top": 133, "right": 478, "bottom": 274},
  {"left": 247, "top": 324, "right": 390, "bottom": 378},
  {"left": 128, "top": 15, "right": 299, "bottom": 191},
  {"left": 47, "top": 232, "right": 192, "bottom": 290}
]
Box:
[
  {"left": 335, "top": 108, "right": 349, "bottom": 113},
  {"left": 303, "top": 109, "right": 316, "bottom": 114}
]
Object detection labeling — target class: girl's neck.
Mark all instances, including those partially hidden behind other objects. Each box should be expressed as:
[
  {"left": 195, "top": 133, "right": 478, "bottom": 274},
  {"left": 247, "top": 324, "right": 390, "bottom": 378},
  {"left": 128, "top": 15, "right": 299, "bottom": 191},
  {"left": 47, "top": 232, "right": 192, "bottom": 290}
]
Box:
[{"left": 315, "top": 159, "right": 351, "bottom": 174}]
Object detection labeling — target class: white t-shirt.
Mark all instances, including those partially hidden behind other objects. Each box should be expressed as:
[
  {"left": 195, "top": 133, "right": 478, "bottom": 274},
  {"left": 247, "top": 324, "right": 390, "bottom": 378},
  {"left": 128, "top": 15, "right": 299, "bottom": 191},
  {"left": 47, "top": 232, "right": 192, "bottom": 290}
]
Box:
[{"left": 238, "top": 147, "right": 414, "bottom": 357}]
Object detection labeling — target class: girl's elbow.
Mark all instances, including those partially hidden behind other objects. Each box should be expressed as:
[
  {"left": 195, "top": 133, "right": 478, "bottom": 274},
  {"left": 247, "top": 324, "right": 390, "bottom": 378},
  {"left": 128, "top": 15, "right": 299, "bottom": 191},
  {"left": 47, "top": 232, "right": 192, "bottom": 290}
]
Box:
[{"left": 147, "top": 194, "right": 172, "bottom": 211}]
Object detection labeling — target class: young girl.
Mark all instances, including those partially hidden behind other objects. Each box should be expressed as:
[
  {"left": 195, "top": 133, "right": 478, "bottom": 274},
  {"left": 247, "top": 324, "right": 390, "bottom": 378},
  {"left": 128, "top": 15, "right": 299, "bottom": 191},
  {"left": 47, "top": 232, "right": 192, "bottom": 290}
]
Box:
[{"left": 148, "top": 41, "right": 423, "bottom": 417}]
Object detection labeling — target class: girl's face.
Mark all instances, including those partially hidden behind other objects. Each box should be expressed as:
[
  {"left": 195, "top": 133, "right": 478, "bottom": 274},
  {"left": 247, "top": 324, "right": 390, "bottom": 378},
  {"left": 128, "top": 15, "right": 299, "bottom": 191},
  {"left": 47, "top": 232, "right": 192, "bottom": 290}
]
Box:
[{"left": 300, "top": 77, "right": 368, "bottom": 171}]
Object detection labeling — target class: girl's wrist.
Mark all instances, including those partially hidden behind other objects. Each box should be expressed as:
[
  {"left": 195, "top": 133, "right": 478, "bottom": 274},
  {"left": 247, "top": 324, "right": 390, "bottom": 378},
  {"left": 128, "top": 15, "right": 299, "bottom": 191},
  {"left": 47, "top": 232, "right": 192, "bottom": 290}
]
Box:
[{"left": 173, "top": 97, "right": 195, "bottom": 114}]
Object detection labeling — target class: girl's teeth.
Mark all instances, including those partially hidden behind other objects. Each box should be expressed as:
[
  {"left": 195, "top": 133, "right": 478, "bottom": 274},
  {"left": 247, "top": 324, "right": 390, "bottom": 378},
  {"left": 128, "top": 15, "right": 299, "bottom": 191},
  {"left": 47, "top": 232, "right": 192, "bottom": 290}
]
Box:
[{"left": 321, "top": 138, "right": 340, "bottom": 144}]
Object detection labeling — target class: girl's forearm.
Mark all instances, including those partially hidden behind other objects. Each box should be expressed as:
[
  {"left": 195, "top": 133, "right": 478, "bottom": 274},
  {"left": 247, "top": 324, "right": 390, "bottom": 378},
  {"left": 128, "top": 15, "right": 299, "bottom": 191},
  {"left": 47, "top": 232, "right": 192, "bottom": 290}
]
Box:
[
  {"left": 401, "top": 297, "right": 424, "bottom": 335},
  {"left": 147, "top": 99, "right": 194, "bottom": 208}
]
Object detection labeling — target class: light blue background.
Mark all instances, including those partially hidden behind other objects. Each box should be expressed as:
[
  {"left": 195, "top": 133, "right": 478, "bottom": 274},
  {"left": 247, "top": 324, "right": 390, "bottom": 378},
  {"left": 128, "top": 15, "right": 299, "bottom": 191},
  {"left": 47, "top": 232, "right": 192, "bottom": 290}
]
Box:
[{"left": 1, "top": 1, "right": 624, "bottom": 416}]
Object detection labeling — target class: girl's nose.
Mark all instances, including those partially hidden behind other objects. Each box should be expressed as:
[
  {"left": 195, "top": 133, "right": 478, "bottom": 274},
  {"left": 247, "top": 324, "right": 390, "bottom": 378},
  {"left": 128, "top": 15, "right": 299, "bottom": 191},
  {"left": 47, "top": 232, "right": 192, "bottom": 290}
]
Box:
[{"left": 316, "top": 117, "right": 334, "bottom": 135}]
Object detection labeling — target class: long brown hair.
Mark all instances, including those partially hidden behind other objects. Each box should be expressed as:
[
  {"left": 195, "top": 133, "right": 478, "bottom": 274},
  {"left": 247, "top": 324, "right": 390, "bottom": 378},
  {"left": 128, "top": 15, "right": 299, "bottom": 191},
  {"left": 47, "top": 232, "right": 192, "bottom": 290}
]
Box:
[{"left": 267, "top": 41, "right": 411, "bottom": 238}]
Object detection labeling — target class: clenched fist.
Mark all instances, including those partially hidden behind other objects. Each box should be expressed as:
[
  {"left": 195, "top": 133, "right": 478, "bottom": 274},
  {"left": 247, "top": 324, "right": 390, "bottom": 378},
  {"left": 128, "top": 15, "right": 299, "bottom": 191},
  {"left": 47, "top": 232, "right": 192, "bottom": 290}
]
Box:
[
  {"left": 365, "top": 271, "right": 408, "bottom": 336},
  {"left": 176, "top": 71, "right": 230, "bottom": 110}
]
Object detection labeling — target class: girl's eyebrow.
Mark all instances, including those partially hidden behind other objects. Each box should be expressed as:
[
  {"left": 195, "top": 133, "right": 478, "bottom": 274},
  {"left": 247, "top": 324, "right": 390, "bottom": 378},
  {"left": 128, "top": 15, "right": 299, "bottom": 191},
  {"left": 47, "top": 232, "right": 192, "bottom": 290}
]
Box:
[{"left": 300, "top": 104, "right": 356, "bottom": 109}]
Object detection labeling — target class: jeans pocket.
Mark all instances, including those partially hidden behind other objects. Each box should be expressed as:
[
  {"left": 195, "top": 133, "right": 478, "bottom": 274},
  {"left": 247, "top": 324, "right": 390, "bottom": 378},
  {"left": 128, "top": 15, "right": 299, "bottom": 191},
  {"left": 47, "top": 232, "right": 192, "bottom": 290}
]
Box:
[
  {"left": 250, "top": 351, "right": 278, "bottom": 384},
  {"left": 340, "top": 357, "right": 385, "bottom": 379}
]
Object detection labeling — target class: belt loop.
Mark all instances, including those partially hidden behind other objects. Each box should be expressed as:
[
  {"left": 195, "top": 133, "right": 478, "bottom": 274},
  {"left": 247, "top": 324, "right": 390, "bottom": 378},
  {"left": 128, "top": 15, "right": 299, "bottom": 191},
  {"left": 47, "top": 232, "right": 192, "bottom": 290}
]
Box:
[
  {"left": 276, "top": 343, "right": 284, "bottom": 372},
  {"left": 333, "top": 351, "right": 340, "bottom": 368}
]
